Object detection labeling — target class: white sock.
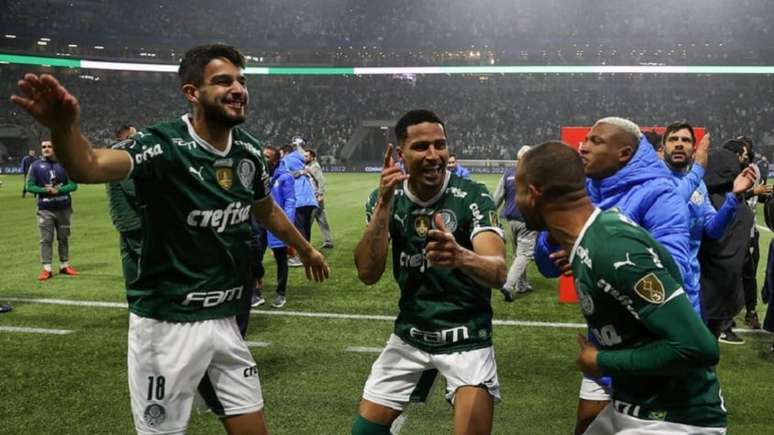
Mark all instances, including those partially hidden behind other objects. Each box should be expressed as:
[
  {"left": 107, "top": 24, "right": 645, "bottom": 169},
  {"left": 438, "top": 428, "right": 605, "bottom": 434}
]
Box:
[
  {"left": 61, "top": 261, "right": 69, "bottom": 268},
  {"left": 43, "top": 264, "right": 52, "bottom": 272}
]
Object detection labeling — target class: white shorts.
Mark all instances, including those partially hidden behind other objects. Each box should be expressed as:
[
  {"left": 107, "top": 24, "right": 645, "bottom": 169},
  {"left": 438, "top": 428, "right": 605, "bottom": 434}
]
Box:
[
  {"left": 128, "top": 313, "right": 263, "bottom": 435},
  {"left": 583, "top": 403, "right": 726, "bottom": 435},
  {"left": 362, "top": 334, "right": 500, "bottom": 411},
  {"left": 579, "top": 376, "right": 612, "bottom": 401}
]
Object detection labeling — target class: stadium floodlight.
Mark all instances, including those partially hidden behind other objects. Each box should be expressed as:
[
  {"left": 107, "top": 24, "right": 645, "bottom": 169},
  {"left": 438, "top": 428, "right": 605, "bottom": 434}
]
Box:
[
  {"left": 94, "top": 45, "right": 104, "bottom": 50},
  {"left": 36, "top": 41, "right": 47, "bottom": 46},
  {"left": 40, "top": 37, "right": 51, "bottom": 42},
  {"left": 4, "top": 34, "right": 16, "bottom": 39},
  {"left": 68, "top": 44, "right": 78, "bottom": 48}
]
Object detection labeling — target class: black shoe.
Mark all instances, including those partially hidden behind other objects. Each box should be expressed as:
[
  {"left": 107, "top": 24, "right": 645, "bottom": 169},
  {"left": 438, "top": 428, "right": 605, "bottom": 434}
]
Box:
[
  {"left": 718, "top": 329, "right": 745, "bottom": 345},
  {"left": 745, "top": 310, "right": 761, "bottom": 330},
  {"left": 251, "top": 293, "right": 265, "bottom": 308},
  {"left": 500, "top": 287, "right": 515, "bottom": 303},
  {"left": 0, "top": 304, "right": 12, "bottom": 314},
  {"left": 320, "top": 243, "right": 334, "bottom": 250}
]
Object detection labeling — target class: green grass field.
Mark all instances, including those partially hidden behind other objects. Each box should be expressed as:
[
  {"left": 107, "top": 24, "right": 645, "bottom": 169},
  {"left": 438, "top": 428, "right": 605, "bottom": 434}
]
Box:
[{"left": 1, "top": 173, "right": 772, "bottom": 434}]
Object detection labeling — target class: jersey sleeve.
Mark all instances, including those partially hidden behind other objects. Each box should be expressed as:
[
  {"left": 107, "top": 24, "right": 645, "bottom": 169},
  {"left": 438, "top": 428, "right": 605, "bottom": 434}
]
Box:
[
  {"left": 603, "top": 228, "right": 685, "bottom": 319},
  {"left": 116, "top": 133, "right": 166, "bottom": 181},
  {"left": 467, "top": 183, "right": 505, "bottom": 241},
  {"left": 252, "top": 155, "right": 271, "bottom": 203}
]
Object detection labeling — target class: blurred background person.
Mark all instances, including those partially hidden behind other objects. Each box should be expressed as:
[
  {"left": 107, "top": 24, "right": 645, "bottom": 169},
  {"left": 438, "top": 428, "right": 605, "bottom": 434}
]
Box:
[
  {"left": 493, "top": 144, "right": 535, "bottom": 301},
  {"left": 447, "top": 154, "right": 470, "bottom": 178},
  {"left": 282, "top": 137, "right": 318, "bottom": 267},
  {"left": 19, "top": 148, "right": 38, "bottom": 198},
  {"left": 25, "top": 140, "right": 79, "bottom": 280},
  {"left": 105, "top": 124, "right": 142, "bottom": 288},
  {"left": 305, "top": 148, "right": 334, "bottom": 249}
]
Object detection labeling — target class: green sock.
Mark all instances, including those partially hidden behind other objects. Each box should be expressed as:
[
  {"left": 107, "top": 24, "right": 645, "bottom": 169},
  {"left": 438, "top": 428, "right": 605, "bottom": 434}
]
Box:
[{"left": 351, "top": 415, "right": 392, "bottom": 435}]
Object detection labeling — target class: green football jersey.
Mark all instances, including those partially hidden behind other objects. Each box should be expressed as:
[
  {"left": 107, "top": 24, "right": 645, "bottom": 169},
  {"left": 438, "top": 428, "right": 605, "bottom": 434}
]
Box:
[
  {"left": 365, "top": 172, "right": 504, "bottom": 354},
  {"left": 117, "top": 115, "right": 270, "bottom": 322},
  {"left": 571, "top": 208, "right": 726, "bottom": 428}
]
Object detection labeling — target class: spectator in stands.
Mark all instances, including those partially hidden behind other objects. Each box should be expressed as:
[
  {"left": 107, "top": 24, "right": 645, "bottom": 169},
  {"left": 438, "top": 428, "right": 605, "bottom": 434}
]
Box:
[
  {"left": 699, "top": 139, "right": 756, "bottom": 343},
  {"left": 447, "top": 154, "right": 470, "bottom": 178},
  {"left": 305, "top": 148, "right": 334, "bottom": 249},
  {"left": 533, "top": 117, "right": 691, "bottom": 434},
  {"left": 26, "top": 140, "right": 79, "bottom": 280},
  {"left": 20, "top": 148, "right": 37, "bottom": 198},
  {"left": 105, "top": 125, "right": 142, "bottom": 288},
  {"left": 493, "top": 145, "right": 535, "bottom": 301}
]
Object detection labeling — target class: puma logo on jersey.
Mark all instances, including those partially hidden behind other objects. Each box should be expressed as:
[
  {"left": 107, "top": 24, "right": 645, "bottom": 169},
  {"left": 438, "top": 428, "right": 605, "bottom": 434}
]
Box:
[
  {"left": 186, "top": 201, "right": 251, "bottom": 233},
  {"left": 647, "top": 248, "right": 664, "bottom": 268},
  {"left": 394, "top": 213, "right": 407, "bottom": 228},
  {"left": 189, "top": 166, "right": 204, "bottom": 181},
  {"left": 613, "top": 253, "right": 636, "bottom": 270}
]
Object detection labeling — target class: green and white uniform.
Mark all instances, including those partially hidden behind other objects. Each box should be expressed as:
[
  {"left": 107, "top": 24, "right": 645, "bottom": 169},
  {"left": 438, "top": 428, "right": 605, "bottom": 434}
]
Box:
[
  {"left": 118, "top": 115, "right": 271, "bottom": 433},
  {"left": 572, "top": 209, "right": 726, "bottom": 432},
  {"left": 361, "top": 172, "right": 504, "bottom": 410},
  {"left": 119, "top": 115, "right": 270, "bottom": 321}
]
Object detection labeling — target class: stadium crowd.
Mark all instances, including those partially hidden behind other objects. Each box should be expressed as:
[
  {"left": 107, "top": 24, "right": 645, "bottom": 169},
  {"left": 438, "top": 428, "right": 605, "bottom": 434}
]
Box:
[
  {"left": 3, "top": 69, "right": 774, "bottom": 164},
  {"left": 3, "top": 0, "right": 774, "bottom": 67}
]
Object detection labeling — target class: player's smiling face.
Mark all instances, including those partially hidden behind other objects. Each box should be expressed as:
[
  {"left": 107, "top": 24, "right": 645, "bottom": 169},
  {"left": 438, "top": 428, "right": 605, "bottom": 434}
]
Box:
[
  {"left": 195, "top": 58, "right": 248, "bottom": 127},
  {"left": 398, "top": 122, "right": 448, "bottom": 196}
]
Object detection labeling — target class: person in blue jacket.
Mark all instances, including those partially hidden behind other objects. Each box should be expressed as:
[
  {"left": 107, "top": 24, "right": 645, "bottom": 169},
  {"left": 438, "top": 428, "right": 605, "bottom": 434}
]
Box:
[
  {"left": 533, "top": 117, "right": 691, "bottom": 435},
  {"left": 661, "top": 122, "right": 755, "bottom": 317},
  {"left": 281, "top": 137, "right": 318, "bottom": 266},
  {"left": 252, "top": 145, "right": 296, "bottom": 309},
  {"left": 447, "top": 154, "right": 470, "bottom": 178},
  {"left": 20, "top": 148, "right": 38, "bottom": 198}
]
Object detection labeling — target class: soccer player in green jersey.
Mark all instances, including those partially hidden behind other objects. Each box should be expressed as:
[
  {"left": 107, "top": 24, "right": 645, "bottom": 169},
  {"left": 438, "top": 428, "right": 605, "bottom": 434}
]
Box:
[
  {"left": 515, "top": 141, "right": 726, "bottom": 434},
  {"left": 351, "top": 110, "right": 507, "bottom": 435},
  {"left": 12, "top": 44, "right": 329, "bottom": 435}
]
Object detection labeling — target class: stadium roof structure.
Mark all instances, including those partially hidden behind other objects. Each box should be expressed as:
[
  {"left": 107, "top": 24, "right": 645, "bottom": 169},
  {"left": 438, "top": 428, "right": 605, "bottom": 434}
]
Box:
[{"left": 3, "top": 53, "right": 774, "bottom": 75}]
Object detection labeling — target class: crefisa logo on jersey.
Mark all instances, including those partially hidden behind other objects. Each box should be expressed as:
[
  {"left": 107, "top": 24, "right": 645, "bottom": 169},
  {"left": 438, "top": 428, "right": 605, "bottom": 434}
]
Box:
[
  {"left": 214, "top": 158, "right": 234, "bottom": 190},
  {"left": 143, "top": 404, "right": 166, "bottom": 427},
  {"left": 237, "top": 159, "right": 256, "bottom": 189}
]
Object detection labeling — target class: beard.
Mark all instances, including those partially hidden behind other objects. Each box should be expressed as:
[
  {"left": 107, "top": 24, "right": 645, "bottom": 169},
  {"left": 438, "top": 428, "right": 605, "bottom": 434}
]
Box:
[
  {"left": 665, "top": 152, "right": 690, "bottom": 169},
  {"left": 201, "top": 96, "right": 246, "bottom": 128}
]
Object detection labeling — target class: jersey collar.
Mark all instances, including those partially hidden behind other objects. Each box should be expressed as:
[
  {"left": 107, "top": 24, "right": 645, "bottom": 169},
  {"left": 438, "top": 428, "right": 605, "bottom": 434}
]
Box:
[
  {"left": 569, "top": 207, "right": 602, "bottom": 264},
  {"left": 181, "top": 114, "right": 232, "bottom": 157},
  {"left": 403, "top": 170, "right": 451, "bottom": 207}
]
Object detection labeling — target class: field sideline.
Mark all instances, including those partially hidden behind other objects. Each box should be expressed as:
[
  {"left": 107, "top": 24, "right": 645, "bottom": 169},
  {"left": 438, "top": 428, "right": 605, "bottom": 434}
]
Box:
[{"left": 1, "top": 173, "right": 772, "bottom": 434}]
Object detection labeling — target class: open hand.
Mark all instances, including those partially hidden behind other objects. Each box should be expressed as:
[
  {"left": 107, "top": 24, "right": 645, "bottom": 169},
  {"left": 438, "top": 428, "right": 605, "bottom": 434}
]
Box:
[
  {"left": 11, "top": 74, "right": 80, "bottom": 131},
  {"left": 298, "top": 248, "right": 330, "bottom": 282}
]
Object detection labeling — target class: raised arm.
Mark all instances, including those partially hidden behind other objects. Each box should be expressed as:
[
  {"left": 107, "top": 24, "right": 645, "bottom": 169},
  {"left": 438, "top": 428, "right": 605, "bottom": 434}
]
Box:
[
  {"left": 11, "top": 74, "right": 131, "bottom": 183},
  {"left": 354, "top": 144, "right": 407, "bottom": 285}
]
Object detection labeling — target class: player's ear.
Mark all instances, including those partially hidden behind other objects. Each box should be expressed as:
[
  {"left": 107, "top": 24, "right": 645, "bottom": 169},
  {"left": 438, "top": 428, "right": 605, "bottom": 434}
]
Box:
[
  {"left": 182, "top": 84, "right": 199, "bottom": 104},
  {"left": 528, "top": 184, "right": 543, "bottom": 207}
]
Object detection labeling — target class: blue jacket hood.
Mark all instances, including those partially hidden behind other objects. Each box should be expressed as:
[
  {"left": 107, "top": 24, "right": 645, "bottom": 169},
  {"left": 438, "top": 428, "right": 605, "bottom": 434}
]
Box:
[
  {"left": 280, "top": 149, "right": 305, "bottom": 173},
  {"left": 587, "top": 135, "right": 672, "bottom": 208}
]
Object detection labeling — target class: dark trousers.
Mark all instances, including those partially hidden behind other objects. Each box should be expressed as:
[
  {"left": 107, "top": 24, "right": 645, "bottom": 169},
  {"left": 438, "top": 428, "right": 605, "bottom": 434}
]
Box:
[
  {"left": 119, "top": 229, "right": 143, "bottom": 289},
  {"left": 255, "top": 226, "right": 289, "bottom": 296},
  {"left": 742, "top": 229, "right": 760, "bottom": 312},
  {"left": 294, "top": 206, "right": 316, "bottom": 242}
]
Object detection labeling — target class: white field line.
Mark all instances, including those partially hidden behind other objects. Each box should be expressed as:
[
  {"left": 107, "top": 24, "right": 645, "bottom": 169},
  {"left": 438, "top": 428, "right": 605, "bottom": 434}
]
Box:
[
  {"left": 245, "top": 341, "right": 271, "bottom": 348},
  {"left": 344, "top": 346, "right": 384, "bottom": 353},
  {"left": 757, "top": 225, "right": 771, "bottom": 233},
  {"left": 4, "top": 297, "right": 771, "bottom": 334},
  {"left": 0, "top": 326, "right": 73, "bottom": 335}
]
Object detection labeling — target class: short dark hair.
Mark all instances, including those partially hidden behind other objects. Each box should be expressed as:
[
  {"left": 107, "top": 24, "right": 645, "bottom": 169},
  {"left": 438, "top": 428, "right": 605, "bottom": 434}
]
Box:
[
  {"left": 178, "top": 44, "right": 245, "bottom": 87},
  {"left": 663, "top": 122, "right": 695, "bottom": 145},
  {"left": 448, "top": 153, "right": 457, "bottom": 159},
  {"left": 280, "top": 144, "right": 293, "bottom": 155},
  {"left": 520, "top": 141, "right": 586, "bottom": 201},
  {"left": 307, "top": 149, "right": 317, "bottom": 159},
  {"left": 723, "top": 139, "right": 745, "bottom": 155},
  {"left": 643, "top": 131, "right": 663, "bottom": 151},
  {"left": 394, "top": 109, "right": 445, "bottom": 145},
  {"left": 115, "top": 124, "right": 134, "bottom": 137}
]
